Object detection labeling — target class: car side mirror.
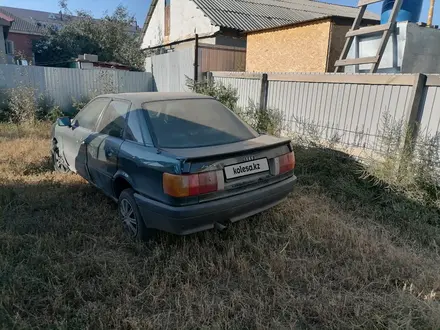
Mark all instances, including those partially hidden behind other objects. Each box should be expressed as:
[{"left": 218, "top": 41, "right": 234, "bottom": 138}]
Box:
[{"left": 57, "top": 116, "right": 71, "bottom": 127}]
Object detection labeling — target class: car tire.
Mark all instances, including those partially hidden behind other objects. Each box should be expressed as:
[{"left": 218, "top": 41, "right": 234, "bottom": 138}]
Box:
[
  {"left": 118, "top": 189, "right": 155, "bottom": 241},
  {"left": 52, "top": 145, "right": 70, "bottom": 174}
]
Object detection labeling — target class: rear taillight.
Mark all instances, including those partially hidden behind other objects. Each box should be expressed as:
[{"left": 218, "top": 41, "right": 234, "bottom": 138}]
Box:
[
  {"left": 274, "top": 152, "right": 295, "bottom": 175},
  {"left": 280, "top": 152, "right": 295, "bottom": 174},
  {"left": 163, "top": 171, "right": 224, "bottom": 197}
]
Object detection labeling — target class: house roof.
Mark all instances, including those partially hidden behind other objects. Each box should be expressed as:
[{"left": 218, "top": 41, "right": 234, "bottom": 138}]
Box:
[
  {"left": 192, "top": 0, "right": 379, "bottom": 32},
  {"left": 0, "top": 12, "right": 14, "bottom": 23},
  {"left": 0, "top": 7, "right": 44, "bottom": 35},
  {"left": 0, "top": 6, "right": 139, "bottom": 36},
  {"left": 142, "top": 0, "right": 379, "bottom": 39}
]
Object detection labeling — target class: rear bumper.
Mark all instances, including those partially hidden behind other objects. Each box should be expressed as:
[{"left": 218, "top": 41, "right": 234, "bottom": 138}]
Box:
[{"left": 134, "top": 175, "right": 297, "bottom": 235}]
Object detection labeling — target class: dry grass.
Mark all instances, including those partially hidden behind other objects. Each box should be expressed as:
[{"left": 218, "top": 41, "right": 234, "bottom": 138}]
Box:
[{"left": 1, "top": 124, "right": 440, "bottom": 329}]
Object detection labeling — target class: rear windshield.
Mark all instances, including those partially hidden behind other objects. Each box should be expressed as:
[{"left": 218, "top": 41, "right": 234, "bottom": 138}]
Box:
[{"left": 142, "top": 98, "right": 258, "bottom": 148}]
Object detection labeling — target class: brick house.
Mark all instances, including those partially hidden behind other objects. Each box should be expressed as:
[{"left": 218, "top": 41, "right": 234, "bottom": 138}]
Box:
[
  {"left": 246, "top": 15, "right": 379, "bottom": 73},
  {"left": 0, "top": 6, "right": 140, "bottom": 66},
  {"left": 0, "top": 7, "right": 45, "bottom": 64},
  {"left": 0, "top": 12, "right": 14, "bottom": 64}
]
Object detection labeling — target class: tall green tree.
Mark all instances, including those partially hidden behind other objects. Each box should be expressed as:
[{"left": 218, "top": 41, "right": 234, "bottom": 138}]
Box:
[{"left": 33, "top": 5, "right": 144, "bottom": 70}]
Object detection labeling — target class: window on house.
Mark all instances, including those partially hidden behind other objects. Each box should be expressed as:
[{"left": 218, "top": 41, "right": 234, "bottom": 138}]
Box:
[
  {"left": 164, "top": 0, "right": 170, "bottom": 37},
  {"left": 5, "top": 40, "right": 14, "bottom": 55}
]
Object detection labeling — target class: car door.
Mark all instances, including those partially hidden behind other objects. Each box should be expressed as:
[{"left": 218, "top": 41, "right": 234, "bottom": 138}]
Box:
[
  {"left": 87, "top": 99, "right": 131, "bottom": 196},
  {"left": 62, "top": 98, "right": 111, "bottom": 176}
]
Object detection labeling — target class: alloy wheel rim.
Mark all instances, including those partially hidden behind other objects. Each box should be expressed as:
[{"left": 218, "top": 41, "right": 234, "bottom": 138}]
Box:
[
  {"left": 120, "top": 199, "right": 137, "bottom": 237},
  {"left": 55, "top": 152, "right": 68, "bottom": 171}
]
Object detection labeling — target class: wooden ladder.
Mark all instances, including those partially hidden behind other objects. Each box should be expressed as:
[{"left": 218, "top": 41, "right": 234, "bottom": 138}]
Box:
[{"left": 334, "top": 0, "right": 404, "bottom": 73}]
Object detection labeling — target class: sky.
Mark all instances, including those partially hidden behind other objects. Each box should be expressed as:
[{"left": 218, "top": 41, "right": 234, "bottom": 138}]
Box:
[{"left": 0, "top": 0, "right": 439, "bottom": 26}]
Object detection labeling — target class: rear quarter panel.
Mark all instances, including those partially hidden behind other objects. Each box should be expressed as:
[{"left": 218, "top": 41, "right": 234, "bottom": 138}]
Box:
[{"left": 118, "top": 141, "right": 197, "bottom": 205}]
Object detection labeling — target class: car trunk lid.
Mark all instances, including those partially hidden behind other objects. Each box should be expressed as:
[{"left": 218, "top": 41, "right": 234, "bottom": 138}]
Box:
[{"left": 160, "top": 135, "right": 294, "bottom": 201}]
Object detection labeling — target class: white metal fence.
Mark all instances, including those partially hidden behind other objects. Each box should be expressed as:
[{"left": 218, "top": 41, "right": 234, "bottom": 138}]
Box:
[
  {"left": 211, "top": 71, "right": 440, "bottom": 157},
  {"left": 0, "top": 65, "right": 154, "bottom": 110},
  {"left": 144, "top": 43, "right": 247, "bottom": 93},
  {"left": 145, "top": 47, "right": 195, "bottom": 93}
]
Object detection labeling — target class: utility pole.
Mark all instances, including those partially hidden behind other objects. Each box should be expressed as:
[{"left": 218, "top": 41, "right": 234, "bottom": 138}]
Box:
[
  {"left": 428, "top": 0, "right": 436, "bottom": 26},
  {"left": 194, "top": 33, "right": 199, "bottom": 82}
]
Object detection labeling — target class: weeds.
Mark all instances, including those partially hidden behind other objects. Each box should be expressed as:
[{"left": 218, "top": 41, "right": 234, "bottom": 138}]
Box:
[
  {"left": 357, "top": 113, "right": 440, "bottom": 210},
  {"left": 0, "top": 68, "right": 119, "bottom": 124},
  {"left": 7, "top": 86, "right": 37, "bottom": 124},
  {"left": 71, "top": 95, "right": 92, "bottom": 116},
  {"left": 186, "top": 77, "right": 239, "bottom": 111},
  {"left": 239, "top": 100, "right": 284, "bottom": 136},
  {"left": 0, "top": 87, "right": 68, "bottom": 124},
  {"left": 187, "top": 78, "right": 284, "bottom": 136}
]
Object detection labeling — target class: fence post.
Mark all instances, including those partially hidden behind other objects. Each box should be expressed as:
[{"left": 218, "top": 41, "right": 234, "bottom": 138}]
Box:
[
  {"left": 402, "top": 73, "right": 427, "bottom": 156},
  {"left": 205, "top": 71, "right": 213, "bottom": 84},
  {"left": 259, "top": 73, "right": 268, "bottom": 111},
  {"left": 194, "top": 34, "right": 199, "bottom": 82}
]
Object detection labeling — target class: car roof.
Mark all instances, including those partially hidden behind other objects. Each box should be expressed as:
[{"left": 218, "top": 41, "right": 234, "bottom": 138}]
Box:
[{"left": 96, "top": 92, "right": 213, "bottom": 108}]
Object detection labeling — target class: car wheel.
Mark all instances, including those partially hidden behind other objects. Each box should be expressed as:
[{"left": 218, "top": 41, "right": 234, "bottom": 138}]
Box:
[
  {"left": 52, "top": 146, "right": 70, "bottom": 173},
  {"left": 118, "top": 189, "right": 154, "bottom": 241}
]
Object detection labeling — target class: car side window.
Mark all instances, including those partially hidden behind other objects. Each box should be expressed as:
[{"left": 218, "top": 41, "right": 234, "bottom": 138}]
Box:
[
  {"left": 125, "top": 111, "right": 145, "bottom": 144},
  {"left": 75, "top": 98, "right": 110, "bottom": 130},
  {"left": 97, "top": 100, "right": 130, "bottom": 138}
]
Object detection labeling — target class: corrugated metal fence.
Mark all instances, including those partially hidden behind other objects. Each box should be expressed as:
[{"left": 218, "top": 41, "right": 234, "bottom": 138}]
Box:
[
  {"left": 145, "top": 43, "right": 246, "bottom": 92},
  {"left": 213, "top": 72, "right": 261, "bottom": 109},
  {"left": 211, "top": 71, "right": 440, "bottom": 156},
  {"left": 0, "top": 64, "right": 153, "bottom": 110},
  {"left": 145, "top": 46, "right": 195, "bottom": 93},
  {"left": 420, "top": 76, "right": 440, "bottom": 139}
]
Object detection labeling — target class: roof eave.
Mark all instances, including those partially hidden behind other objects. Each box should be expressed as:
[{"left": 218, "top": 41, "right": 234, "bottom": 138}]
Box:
[
  {"left": 244, "top": 15, "right": 380, "bottom": 35},
  {"left": 8, "top": 29, "right": 44, "bottom": 36},
  {"left": 141, "top": 0, "right": 159, "bottom": 36}
]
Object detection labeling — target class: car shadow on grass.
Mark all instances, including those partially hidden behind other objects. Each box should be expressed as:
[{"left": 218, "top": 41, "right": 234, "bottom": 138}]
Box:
[
  {"left": 294, "top": 145, "right": 440, "bottom": 249},
  {"left": 0, "top": 174, "right": 285, "bottom": 250},
  {"left": 0, "top": 179, "right": 119, "bottom": 237}
]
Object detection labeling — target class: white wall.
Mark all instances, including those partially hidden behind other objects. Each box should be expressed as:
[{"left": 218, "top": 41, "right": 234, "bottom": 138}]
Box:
[
  {"left": 141, "top": 0, "right": 219, "bottom": 49},
  {"left": 402, "top": 23, "right": 440, "bottom": 73},
  {"left": 142, "top": 0, "right": 165, "bottom": 49},
  {"left": 345, "top": 22, "right": 440, "bottom": 74}
]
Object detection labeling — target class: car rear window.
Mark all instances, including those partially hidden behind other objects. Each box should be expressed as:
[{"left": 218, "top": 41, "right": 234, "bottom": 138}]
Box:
[{"left": 142, "top": 98, "right": 258, "bottom": 148}]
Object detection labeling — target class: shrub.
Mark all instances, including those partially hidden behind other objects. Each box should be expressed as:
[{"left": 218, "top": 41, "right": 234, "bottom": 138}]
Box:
[
  {"left": 0, "top": 89, "right": 11, "bottom": 122},
  {"left": 36, "top": 94, "right": 55, "bottom": 121},
  {"left": 0, "top": 87, "right": 68, "bottom": 123},
  {"left": 356, "top": 113, "right": 440, "bottom": 209},
  {"left": 186, "top": 77, "right": 284, "bottom": 136},
  {"left": 186, "top": 77, "right": 238, "bottom": 111},
  {"left": 71, "top": 95, "right": 92, "bottom": 116},
  {"left": 47, "top": 105, "right": 64, "bottom": 122},
  {"left": 240, "top": 100, "right": 284, "bottom": 136},
  {"left": 8, "top": 86, "right": 37, "bottom": 124}
]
